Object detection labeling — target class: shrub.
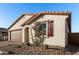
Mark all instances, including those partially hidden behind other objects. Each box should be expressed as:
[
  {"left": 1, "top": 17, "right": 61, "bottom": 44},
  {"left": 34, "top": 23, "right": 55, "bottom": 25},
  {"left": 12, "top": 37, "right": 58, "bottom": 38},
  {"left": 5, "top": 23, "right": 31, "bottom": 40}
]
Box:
[
  {"left": 34, "top": 38, "right": 40, "bottom": 46},
  {"left": 8, "top": 44, "right": 11, "bottom": 46},
  {"left": 45, "top": 44, "right": 48, "bottom": 49},
  {"left": 15, "top": 45, "right": 22, "bottom": 48},
  {"left": 27, "top": 42, "right": 31, "bottom": 46},
  {"left": 8, "top": 51, "right": 15, "bottom": 54}
]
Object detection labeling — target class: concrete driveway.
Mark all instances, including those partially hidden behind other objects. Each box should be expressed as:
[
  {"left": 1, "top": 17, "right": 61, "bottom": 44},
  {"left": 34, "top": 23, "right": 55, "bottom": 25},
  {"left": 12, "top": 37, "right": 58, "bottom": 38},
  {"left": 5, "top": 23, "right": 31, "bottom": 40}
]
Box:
[{"left": 0, "top": 41, "right": 23, "bottom": 47}]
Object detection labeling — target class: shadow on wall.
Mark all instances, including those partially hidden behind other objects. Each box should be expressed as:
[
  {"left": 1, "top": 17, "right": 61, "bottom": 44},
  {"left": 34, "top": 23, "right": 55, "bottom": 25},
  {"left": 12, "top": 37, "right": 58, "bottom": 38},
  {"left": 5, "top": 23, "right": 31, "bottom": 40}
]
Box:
[{"left": 68, "top": 32, "right": 79, "bottom": 45}]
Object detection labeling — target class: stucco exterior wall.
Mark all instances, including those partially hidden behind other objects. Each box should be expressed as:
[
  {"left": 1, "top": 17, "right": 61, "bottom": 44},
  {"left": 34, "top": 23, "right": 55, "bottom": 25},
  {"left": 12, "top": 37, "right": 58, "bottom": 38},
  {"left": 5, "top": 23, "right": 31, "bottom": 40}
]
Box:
[
  {"left": 8, "top": 14, "right": 69, "bottom": 47},
  {"left": 28, "top": 15, "right": 69, "bottom": 47},
  {"left": 8, "top": 15, "right": 32, "bottom": 41},
  {"left": 9, "top": 15, "right": 32, "bottom": 31}
]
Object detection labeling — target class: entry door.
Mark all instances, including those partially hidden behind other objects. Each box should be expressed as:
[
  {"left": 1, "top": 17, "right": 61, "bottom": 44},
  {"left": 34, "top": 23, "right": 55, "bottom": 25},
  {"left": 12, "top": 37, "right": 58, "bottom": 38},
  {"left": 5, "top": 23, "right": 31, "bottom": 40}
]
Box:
[{"left": 25, "top": 27, "right": 29, "bottom": 42}]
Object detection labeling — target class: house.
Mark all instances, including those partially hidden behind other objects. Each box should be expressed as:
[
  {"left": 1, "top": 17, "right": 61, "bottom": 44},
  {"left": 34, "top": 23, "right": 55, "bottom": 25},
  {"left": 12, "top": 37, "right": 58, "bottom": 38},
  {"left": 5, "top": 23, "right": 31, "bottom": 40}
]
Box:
[
  {"left": 0, "top": 28, "right": 8, "bottom": 41},
  {"left": 8, "top": 11, "right": 71, "bottom": 47}
]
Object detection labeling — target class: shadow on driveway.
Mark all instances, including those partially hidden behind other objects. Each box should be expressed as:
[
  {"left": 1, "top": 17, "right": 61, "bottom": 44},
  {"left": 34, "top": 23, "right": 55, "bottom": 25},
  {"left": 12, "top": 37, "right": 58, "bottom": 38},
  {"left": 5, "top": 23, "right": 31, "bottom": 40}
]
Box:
[{"left": 65, "top": 45, "right": 79, "bottom": 53}]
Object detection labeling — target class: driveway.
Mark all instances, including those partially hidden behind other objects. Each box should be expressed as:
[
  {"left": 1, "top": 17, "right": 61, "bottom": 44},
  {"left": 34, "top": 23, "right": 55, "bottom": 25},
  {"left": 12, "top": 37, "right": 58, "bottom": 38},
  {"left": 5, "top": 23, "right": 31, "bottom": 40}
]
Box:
[
  {"left": 66, "top": 45, "right": 79, "bottom": 55},
  {"left": 0, "top": 41, "right": 23, "bottom": 47}
]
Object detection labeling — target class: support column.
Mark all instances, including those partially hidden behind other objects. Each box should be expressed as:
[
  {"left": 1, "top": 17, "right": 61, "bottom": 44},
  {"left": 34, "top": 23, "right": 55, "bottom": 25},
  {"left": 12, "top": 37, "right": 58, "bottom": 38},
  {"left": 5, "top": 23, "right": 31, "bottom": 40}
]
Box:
[
  {"left": 22, "top": 28, "right": 25, "bottom": 42},
  {"left": 8, "top": 31, "right": 11, "bottom": 42}
]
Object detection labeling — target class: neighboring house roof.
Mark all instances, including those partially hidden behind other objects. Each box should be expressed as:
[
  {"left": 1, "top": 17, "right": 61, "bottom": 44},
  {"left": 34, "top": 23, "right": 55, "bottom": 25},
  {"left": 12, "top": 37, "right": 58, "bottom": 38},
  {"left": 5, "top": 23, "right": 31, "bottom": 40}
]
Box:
[
  {"left": 0, "top": 28, "right": 8, "bottom": 32},
  {"left": 8, "top": 14, "right": 34, "bottom": 30},
  {"left": 21, "top": 11, "right": 71, "bottom": 26}
]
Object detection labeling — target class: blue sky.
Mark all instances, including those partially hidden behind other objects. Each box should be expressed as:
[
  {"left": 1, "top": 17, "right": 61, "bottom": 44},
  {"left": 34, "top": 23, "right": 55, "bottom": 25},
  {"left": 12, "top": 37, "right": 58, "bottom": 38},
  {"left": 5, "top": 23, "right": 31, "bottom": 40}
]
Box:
[{"left": 0, "top": 3, "right": 79, "bottom": 32}]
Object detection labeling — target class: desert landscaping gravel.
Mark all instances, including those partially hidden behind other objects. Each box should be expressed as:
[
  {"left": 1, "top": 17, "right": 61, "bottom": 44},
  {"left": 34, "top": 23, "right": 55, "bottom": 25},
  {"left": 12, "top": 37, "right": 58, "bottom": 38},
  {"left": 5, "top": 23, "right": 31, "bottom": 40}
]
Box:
[
  {"left": 0, "top": 41, "right": 79, "bottom": 55},
  {"left": 0, "top": 43, "right": 73, "bottom": 55}
]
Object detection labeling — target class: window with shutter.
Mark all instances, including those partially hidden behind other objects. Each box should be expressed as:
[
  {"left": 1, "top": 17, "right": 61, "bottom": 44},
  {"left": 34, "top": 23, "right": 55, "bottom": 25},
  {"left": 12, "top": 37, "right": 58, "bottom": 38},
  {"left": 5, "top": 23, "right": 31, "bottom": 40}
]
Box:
[
  {"left": 34, "top": 22, "right": 46, "bottom": 36},
  {"left": 48, "top": 21, "right": 53, "bottom": 37}
]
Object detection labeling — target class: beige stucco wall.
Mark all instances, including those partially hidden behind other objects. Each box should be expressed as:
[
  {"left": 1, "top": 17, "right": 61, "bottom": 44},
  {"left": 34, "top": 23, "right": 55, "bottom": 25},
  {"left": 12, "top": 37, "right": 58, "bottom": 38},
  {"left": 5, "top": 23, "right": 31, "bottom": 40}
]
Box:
[
  {"left": 9, "top": 15, "right": 32, "bottom": 31},
  {"left": 8, "top": 15, "right": 32, "bottom": 41},
  {"left": 27, "top": 15, "right": 69, "bottom": 47},
  {"left": 8, "top": 14, "right": 69, "bottom": 47}
]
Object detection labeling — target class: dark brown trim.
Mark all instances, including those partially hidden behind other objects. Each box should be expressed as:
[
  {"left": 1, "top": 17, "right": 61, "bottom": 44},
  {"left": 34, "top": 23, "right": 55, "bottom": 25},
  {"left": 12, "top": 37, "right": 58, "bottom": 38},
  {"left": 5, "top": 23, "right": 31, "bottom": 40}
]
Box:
[
  {"left": 38, "top": 20, "right": 53, "bottom": 23},
  {"left": 21, "top": 11, "right": 71, "bottom": 26},
  {"left": 8, "top": 14, "right": 34, "bottom": 30},
  {"left": 66, "top": 13, "right": 71, "bottom": 32},
  {"left": 10, "top": 31, "right": 11, "bottom": 41},
  {"left": 10, "top": 29, "right": 22, "bottom": 32},
  {"left": 8, "top": 15, "right": 25, "bottom": 30},
  {"left": 21, "top": 14, "right": 38, "bottom": 26},
  {"left": 24, "top": 14, "right": 35, "bottom": 15}
]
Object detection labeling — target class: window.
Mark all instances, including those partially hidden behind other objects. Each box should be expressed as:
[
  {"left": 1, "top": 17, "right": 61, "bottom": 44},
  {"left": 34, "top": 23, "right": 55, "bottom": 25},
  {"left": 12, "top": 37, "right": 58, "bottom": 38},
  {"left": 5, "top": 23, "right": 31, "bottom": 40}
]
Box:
[
  {"left": 39, "top": 23, "right": 46, "bottom": 35},
  {"left": 35, "top": 22, "right": 46, "bottom": 36},
  {"left": 33, "top": 21, "right": 53, "bottom": 37}
]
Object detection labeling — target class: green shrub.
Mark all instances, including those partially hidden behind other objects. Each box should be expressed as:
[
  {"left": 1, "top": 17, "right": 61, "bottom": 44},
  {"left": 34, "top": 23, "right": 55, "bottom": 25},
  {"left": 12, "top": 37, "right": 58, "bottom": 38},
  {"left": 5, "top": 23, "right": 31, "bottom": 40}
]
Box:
[
  {"left": 35, "top": 39, "right": 40, "bottom": 46},
  {"left": 15, "top": 45, "right": 22, "bottom": 48},
  {"left": 45, "top": 44, "right": 48, "bottom": 49}
]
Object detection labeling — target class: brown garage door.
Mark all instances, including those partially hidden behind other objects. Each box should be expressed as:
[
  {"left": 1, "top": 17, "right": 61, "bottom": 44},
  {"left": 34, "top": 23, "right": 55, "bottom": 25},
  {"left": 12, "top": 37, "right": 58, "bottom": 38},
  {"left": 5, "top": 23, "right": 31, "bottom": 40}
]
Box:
[{"left": 10, "top": 30, "right": 22, "bottom": 42}]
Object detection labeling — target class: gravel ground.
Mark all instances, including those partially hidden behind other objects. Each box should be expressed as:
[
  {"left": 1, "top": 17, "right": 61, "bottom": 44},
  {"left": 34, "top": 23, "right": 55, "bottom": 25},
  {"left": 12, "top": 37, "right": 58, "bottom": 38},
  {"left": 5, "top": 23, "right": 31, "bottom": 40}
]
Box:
[
  {"left": 0, "top": 41, "right": 79, "bottom": 55},
  {"left": 0, "top": 43, "right": 73, "bottom": 55}
]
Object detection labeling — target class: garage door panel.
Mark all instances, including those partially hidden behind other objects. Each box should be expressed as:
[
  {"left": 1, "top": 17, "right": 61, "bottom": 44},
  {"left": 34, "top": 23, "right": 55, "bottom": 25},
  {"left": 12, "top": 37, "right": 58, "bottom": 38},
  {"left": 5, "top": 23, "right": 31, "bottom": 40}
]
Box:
[{"left": 11, "top": 30, "right": 22, "bottom": 42}]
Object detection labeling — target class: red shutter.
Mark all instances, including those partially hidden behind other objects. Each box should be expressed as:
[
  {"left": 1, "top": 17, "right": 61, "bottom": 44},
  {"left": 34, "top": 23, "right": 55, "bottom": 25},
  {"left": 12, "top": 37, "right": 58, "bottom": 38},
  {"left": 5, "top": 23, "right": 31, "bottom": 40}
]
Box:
[{"left": 48, "top": 21, "right": 53, "bottom": 37}]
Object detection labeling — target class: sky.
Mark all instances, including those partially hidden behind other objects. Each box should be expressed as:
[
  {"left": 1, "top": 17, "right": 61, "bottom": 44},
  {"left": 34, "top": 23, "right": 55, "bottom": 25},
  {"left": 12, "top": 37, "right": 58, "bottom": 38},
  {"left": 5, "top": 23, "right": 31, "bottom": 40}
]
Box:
[{"left": 0, "top": 3, "right": 79, "bottom": 32}]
